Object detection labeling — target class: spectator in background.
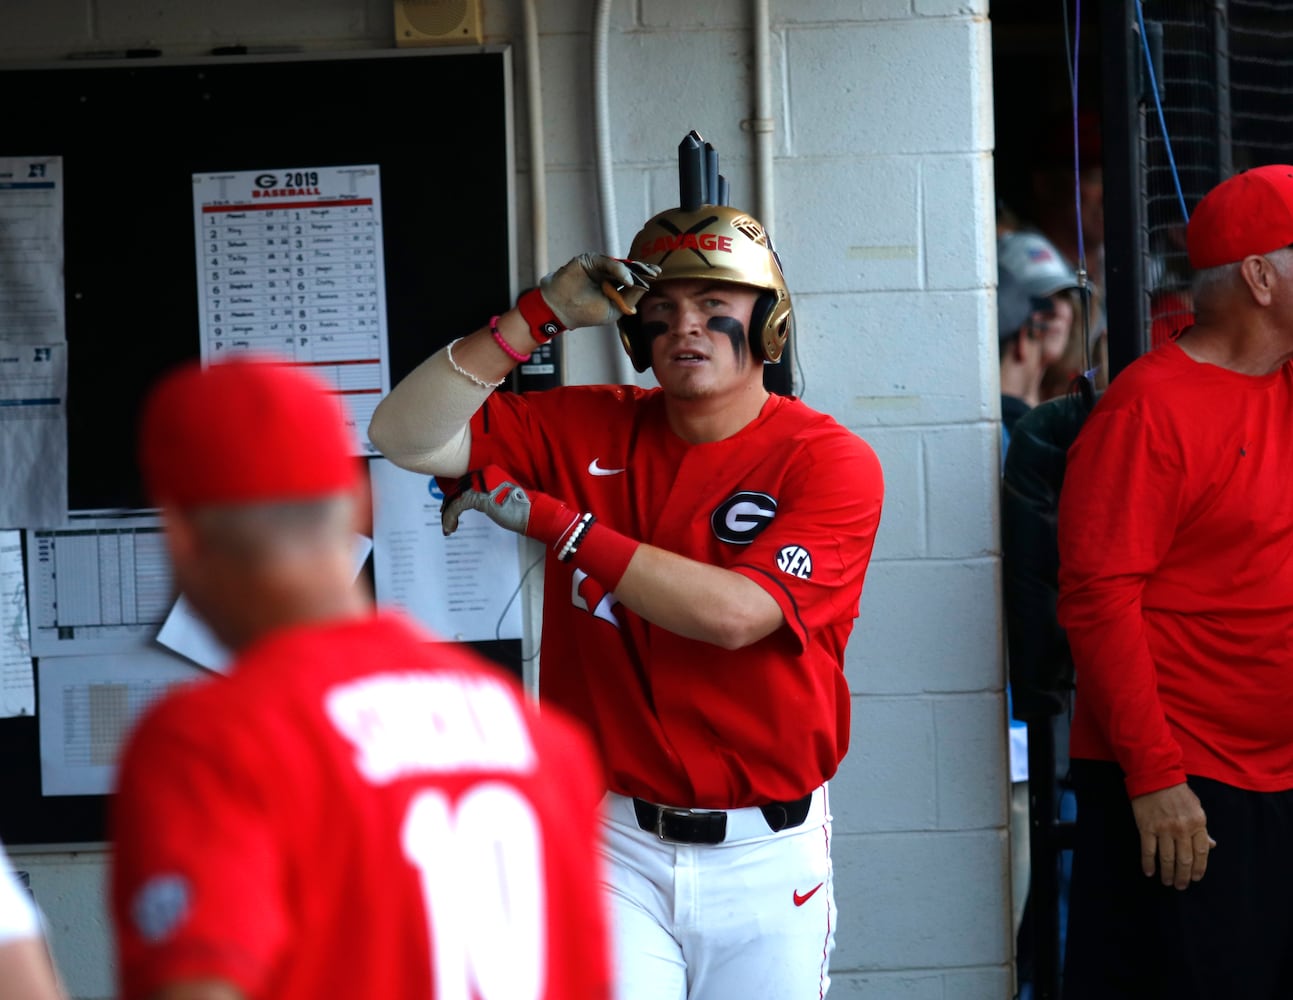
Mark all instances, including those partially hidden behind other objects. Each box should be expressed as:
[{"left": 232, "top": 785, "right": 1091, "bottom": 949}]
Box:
[
  {"left": 0, "top": 843, "right": 64, "bottom": 1000},
  {"left": 111, "top": 358, "right": 612, "bottom": 1000},
  {"left": 1030, "top": 110, "right": 1105, "bottom": 303},
  {"left": 1025, "top": 110, "right": 1107, "bottom": 400},
  {"left": 1059, "top": 165, "right": 1293, "bottom": 997},
  {"left": 998, "top": 230, "right": 1082, "bottom": 456},
  {"left": 998, "top": 228, "right": 1081, "bottom": 998},
  {"left": 995, "top": 106, "right": 1103, "bottom": 1000},
  {"left": 1002, "top": 389, "right": 1096, "bottom": 1000},
  {"left": 1148, "top": 216, "right": 1197, "bottom": 352},
  {"left": 1150, "top": 288, "right": 1195, "bottom": 350}
]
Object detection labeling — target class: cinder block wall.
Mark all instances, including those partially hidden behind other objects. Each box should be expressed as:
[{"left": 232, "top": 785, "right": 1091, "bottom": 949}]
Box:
[{"left": 1, "top": 2, "right": 1007, "bottom": 997}]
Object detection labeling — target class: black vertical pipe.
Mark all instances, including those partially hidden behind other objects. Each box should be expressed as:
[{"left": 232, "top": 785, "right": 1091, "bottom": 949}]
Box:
[
  {"left": 1214, "top": 0, "right": 1232, "bottom": 179},
  {"left": 1025, "top": 717, "right": 1062, "bottom": 1000},
  {"left": 1102, "top": 0, "right": 1150, "bottom": 378}
]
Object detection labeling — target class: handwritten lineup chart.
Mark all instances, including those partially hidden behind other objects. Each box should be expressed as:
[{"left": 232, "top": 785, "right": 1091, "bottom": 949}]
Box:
[{"left": 192, "top": 165, "right": 391, "bottom": 453}]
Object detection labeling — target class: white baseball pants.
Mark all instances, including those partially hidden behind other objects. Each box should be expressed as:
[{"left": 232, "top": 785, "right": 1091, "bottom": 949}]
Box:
[{"left": 599, "top": 785, "right": 835, "bottom": 1000}]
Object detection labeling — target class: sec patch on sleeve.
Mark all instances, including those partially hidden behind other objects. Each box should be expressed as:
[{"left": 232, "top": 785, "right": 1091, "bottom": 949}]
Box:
[
  {"left": 131, "top": 874, "right": 192, "bottom": 944},
  {"left": 776, "top": 545, "right": 813, "bottom": 579}
]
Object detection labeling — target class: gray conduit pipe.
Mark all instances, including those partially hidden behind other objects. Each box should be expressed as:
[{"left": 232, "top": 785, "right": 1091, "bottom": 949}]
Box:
[{"left": 592, "top": 0, "right": 638, "bottom": 384}]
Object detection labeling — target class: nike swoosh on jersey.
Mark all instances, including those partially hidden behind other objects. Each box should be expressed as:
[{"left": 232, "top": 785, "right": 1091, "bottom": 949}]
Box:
[
  {"left": 793, "top": 883, "right": 824, "bottom": 907},
  {"left": 588, "top": 459, "right": 626, "bottom": 476}
]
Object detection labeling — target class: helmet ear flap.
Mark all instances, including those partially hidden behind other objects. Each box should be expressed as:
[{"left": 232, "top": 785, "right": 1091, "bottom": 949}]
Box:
[
  {"left": 617, "top": 314, "right": 654, "bottom": 373},
  {"left": 750, "top": 290, "right": 792, "bottom": 363}
]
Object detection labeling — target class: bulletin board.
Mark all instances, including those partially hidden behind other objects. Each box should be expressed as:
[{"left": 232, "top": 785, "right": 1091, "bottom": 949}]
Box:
[{"left": 0, "top": 47, "right": 518, "bottom": 846}]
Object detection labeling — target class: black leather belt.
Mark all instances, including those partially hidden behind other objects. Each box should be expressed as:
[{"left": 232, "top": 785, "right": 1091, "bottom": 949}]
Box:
[{"left": 632, "top": 792, "right": 814, "bottom": 845}]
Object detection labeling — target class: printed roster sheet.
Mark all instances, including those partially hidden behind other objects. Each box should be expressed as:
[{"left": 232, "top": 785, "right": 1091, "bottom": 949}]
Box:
[
  {"left": 0, "top": 155, "right": 64, "bottom": 344},
  {"left": 38, "top": 648, "right": 202, "bottom": 796},
  {"left": 1, "top": 531, "right": 33, "bottom": 717},
  {"left": 25, "top": 513, "right": 207, "bottom": 795},
  {"left": 192, "top": 165, "right": 391, "bottom": 453},
  {"left": 0, "top": 156, "right": 68, "bottom": 526},
  {"left": 25, "top": 513, "right": 172, "bottom": 657}
]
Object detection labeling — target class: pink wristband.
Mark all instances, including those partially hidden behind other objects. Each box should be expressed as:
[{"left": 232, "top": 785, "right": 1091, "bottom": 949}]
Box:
[{"left": 489, "top": 315, "right": 531, "bottom": 362}]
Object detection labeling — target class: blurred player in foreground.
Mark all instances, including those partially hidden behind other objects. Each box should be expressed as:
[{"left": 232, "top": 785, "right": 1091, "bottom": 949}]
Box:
[
  {"left": 111, "top": 357, "right": 611, "bottom": 1000},
  {"left": 0, "top": 844, "right": 64, "bottom": 1000}
]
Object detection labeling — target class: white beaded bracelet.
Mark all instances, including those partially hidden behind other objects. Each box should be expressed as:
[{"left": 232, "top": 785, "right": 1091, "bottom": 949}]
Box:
[
  {"left": 446, "top": 337, "right": 506, "bottom": 390},
  {"left": 557, "top": 513, "right": 596, "bottom": 562}
]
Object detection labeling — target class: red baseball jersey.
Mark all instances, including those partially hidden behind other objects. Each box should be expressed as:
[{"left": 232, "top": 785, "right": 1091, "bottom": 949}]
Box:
[
  {"left": 111, "top": 612, "right": 611, "bottom": 1000},
  {"left": 469, "top": 386, "right": 884, "bottom": 808},
  {"left": 1059, "top": 341, "right": 1293, "bottom": 797}
]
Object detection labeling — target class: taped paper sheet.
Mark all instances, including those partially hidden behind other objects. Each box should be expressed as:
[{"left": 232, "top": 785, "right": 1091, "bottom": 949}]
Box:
[
  {"left": 37, "top": 647, "right": 205, "bottom": 796},
  {"left": 370, "top": 459, "right": 524, "bottom": 643}
]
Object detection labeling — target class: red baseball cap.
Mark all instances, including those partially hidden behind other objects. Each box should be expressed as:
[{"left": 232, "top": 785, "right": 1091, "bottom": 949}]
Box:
[
  {"left": 1187, "top": 164, "right": 1293, "bottom": 269},
  {"left": 139, "top": 356, "right": 359, "bottom": 509}
]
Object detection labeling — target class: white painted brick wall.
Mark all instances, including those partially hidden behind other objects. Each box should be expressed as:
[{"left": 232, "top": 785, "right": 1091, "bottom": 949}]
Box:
[
  {"left": 832, "top": 967, "right": 1013, "bottom": 1000},
  {"left": 836, "top": 697, "right": 937, "bottom": 832},
  {"left": 934, "top": 693, "right": 1010, "bottom": 828},
  {"left": 512, "top": 0, "right": 636, "bottom": 37},
  {"left": 0, "top": 3, "right": 1008, "bottom": 997},
  {"left": 787, "top": 20, "right": 989, "bottom": 155},
  {"left": 832, "top": 829, "right": 1007, "bottom": 968},
  {"left": 590, "top": 30, "right": 755, "bottom": 168},
  {"left": 10, "top": 850, "right": 114, "bottom": 1000},
  {"left": 924, "top": 423, "right": 999, "bottom": 556},
  {"left": 851, "top": 558, "right": 1001, "bottom": 693},
  {"left": 925, "top": 153, "right": 998, "bottom": 290},
  {"left": 793, "top": 291, "right": 995, "bottom": 425}
]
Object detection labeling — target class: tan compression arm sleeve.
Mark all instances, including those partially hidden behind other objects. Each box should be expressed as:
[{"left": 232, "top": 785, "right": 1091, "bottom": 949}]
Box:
[{"left": 367, "top": 345, "right": 488, "bottom": 477}]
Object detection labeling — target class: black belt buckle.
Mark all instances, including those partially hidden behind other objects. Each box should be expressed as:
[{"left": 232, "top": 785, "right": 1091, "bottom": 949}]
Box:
[{"left": 633, "top": 799, "right": 727, "bottom": 844}]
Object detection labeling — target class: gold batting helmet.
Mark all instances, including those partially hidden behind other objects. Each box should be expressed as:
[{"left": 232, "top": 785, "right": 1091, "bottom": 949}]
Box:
[{"left": 617, "top": 204, "right": 793, "bottom": 373}]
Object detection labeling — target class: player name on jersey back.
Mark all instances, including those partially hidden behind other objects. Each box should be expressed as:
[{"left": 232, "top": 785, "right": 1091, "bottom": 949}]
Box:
[{"left": 325, "top": 672, "right": 536, "bottom": 782}]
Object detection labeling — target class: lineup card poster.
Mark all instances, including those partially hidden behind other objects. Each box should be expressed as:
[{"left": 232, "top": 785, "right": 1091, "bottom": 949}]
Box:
[
  {"left": 25, "top": 513, "right": 172, "bottom": 658},
  {"left": 192, "top": 165, "right": 391, "bottom": 454}
]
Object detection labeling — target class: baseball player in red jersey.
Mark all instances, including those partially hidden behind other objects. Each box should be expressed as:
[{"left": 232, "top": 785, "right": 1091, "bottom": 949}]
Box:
[
  {"left": 370, "top": 188, "right": 884, "bottom": 998},
  {"left": 111, "top": 358, "right": 612, "bottom": 1000}
]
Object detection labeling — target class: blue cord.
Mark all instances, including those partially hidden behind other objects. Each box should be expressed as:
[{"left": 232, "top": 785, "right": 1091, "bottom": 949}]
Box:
[
  {"left": 1069, "top": 0, "right": 1098, "bottom": 384},
  {"left": 1135, "top": 0, "right": 1191, "bottom": 223},
  {"left": 1072, "top": 0, "right": 1086, "bottom": 267}
]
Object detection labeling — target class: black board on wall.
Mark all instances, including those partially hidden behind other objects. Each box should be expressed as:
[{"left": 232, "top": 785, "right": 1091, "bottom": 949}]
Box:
[{"left": 0, "top": 48, "right": 517, "bottom": 846}]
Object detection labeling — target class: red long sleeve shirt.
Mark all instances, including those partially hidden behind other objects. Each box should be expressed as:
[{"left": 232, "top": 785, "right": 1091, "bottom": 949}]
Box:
[{"left": 1058, "top": 340, "right": 1293, "bottom": 797}]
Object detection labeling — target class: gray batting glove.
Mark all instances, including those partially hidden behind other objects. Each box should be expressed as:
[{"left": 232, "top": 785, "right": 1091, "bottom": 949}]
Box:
[
  {"left": 441, "top": 474, "right": 532, "bottom": 537},
  {"left": 442, "top": 466, "right": 583, "bottom": 550},
  {"left": 539, "top": 254, "right": 662, "bottom": 329}
]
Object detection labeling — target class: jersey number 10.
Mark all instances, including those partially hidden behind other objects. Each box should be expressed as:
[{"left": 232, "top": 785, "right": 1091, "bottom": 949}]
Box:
[{"left": 402, "top": 783, "right": 547, "bottom": 999}]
